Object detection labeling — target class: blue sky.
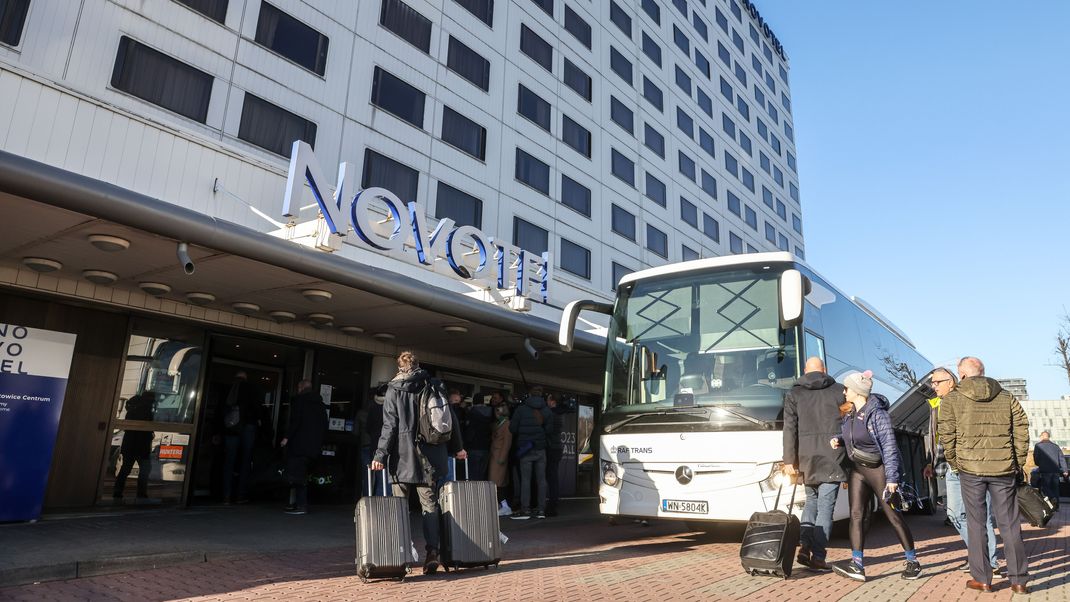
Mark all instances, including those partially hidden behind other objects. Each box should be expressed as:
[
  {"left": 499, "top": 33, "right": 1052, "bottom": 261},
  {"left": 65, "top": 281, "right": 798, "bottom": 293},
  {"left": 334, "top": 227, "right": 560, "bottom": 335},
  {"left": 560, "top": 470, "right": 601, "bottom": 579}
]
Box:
[{"left": 754, "top": 1, "right": 1070, "bottom": 398}]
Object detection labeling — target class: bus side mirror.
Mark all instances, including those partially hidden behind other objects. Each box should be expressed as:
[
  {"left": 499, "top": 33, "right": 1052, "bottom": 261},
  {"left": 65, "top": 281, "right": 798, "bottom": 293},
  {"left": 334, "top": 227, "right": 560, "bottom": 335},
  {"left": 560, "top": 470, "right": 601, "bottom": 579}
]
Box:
[
  {"left": 779, "top": 269, "right": 810, "bottom": 329},
  {"left": 559, "top": 300, "right": 613, "bottom": 352}
]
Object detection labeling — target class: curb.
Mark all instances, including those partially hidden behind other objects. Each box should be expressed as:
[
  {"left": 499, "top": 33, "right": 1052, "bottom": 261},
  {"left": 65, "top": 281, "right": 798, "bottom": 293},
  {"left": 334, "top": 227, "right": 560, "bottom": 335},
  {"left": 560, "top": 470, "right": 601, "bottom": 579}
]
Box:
[{"left": 1, "top": 551, "right": 209, "bottom": 589}]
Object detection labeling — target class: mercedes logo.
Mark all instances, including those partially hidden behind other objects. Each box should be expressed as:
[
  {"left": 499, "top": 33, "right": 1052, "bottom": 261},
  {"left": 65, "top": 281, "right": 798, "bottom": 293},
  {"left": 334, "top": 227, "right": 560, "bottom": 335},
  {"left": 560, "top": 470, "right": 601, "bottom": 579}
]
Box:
[{"left": 675, "top": 465, "right": 693, "bottom": 485}]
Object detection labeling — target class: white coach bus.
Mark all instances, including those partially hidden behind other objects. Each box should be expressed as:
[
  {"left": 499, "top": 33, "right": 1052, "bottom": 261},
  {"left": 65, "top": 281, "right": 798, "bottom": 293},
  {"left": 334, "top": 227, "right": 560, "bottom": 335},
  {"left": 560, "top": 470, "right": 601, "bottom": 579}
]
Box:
[{"left": 559, "top": 252, "right": 938, "bottom": 524}]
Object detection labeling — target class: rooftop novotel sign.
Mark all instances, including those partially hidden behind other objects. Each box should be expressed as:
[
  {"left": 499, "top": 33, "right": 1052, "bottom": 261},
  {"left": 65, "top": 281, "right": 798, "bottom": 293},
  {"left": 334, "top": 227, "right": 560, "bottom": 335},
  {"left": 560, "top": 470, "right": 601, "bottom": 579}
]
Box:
[
  {"left": 280, "top": 141, "right": 550, "bottom": 304},
  {"left": 739, "top": 0, "right": 786, "bottom": 62}
]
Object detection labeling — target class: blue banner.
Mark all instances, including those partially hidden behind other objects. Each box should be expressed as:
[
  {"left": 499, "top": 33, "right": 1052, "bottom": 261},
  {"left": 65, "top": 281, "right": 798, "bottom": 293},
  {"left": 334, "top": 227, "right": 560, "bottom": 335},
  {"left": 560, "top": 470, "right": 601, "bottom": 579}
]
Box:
[{"left": 0, "top": 324, "right": 77, "bottom": 522}]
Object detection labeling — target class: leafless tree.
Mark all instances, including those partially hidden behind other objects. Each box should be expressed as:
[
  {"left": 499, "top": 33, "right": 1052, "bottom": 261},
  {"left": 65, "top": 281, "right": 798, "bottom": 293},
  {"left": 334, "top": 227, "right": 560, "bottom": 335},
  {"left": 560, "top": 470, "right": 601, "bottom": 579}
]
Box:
[
  {"left": 1056, "top": 313, "right": 1070, "bottom": 388},
  {"left": 879, "top": 350, "right": 918, "bottom": 389}
]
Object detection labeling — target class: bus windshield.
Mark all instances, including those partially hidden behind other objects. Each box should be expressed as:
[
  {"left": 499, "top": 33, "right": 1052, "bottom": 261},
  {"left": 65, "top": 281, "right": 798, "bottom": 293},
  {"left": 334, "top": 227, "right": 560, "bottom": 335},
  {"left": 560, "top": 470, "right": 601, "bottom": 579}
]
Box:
[{"left": 604, "top": 268, "right": 799, "bottom": 428}]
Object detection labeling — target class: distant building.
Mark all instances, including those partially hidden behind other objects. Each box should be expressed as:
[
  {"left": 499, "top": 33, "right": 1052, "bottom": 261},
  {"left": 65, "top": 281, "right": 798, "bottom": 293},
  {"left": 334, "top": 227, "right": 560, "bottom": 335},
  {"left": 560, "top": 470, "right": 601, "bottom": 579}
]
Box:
[
  {"left": 1020, "top": 399, "right": 1070, "bottom": 449},
  {"left": 998, "top": 378, "right": 1029, "bottom": 401}
]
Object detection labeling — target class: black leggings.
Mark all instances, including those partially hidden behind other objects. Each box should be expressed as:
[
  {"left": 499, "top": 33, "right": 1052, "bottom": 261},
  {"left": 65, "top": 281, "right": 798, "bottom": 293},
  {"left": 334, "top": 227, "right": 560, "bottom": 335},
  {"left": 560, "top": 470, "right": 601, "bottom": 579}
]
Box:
[{"left": 848, "top": 464, "right": 915, "bottom": 553}]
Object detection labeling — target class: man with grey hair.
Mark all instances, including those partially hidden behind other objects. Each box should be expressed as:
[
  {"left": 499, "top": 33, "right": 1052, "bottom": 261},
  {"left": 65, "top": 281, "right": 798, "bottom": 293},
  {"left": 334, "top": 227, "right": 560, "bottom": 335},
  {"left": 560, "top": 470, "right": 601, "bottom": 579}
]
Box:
[
  {"left": 1033, "top": 430, "right": 1068, "bottom": 508},
  {"left": 939, "top": 356, "right": 1031, "bottom": 594}
]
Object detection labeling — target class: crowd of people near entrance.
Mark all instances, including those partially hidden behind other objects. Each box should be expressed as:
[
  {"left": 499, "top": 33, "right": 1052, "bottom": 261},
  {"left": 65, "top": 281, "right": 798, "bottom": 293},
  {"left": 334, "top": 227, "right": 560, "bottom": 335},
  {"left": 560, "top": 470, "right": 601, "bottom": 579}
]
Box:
[{"left": 782, "top": 355, "right": 1062, "bottom": 594}]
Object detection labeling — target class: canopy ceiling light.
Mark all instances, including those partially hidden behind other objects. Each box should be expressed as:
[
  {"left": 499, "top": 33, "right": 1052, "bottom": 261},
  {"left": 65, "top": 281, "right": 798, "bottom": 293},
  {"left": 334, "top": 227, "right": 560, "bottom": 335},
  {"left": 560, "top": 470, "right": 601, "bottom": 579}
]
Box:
[
  {"left": 307, "top": 313, "right": 334, "bottom": 326},
  {"left": 232, "top": 302, "right": 261, "bottom": 315},
  {"left": 301, "top": 289, "right": 333, "bottom": 302},
  {"left": 87, "top": 234, "right": 130, "bottom": 252},
  {"left": 21, "top": 257, "right": 62, "bottom": 273},
  {"left": 340, "top": 325, "right": 364, "bottom": 335},
  {"left": 268, "top": 310, "right": 297, "bottom": 323},
  {"left": 372, "top": 332, "right": 396, "bottom": 341},
  {"left": 138, "top": 282, "right": 172, "bottom": 297},
  {"left": 186, "top": 292, "right": 215, "bottom": 306},
  {"left": 83, "top": 270, "right": 118, "bottom": 285},
  {"left": 442, "top": 325, "right": 469, "bottom": 334}
]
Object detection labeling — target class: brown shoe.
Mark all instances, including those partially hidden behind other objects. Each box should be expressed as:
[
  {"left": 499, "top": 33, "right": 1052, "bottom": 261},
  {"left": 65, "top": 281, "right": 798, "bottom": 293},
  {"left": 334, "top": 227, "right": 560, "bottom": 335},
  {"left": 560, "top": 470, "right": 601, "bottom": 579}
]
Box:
[
  {"left": 1010, "top": 584, "right": 1029, "bottom": 595},
  {"left": 966, "top": 580, "right": 993, "bottom": 593},
  {"left": 809, "top": 558, "right": 832, "bottom": 572}
]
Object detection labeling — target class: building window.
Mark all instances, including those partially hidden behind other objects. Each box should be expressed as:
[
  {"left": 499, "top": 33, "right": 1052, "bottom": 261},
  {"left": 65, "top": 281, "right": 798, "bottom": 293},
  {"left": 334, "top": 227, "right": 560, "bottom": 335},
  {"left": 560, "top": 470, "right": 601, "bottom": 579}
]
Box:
[
  {"left": 770, "top": 134, "right": 782, "bottom": 155},
  {"left": 517, "top": 84, "right": 551, "bottom": 131},
  {"left": 676, "top": 107, "right": 694, "bottom": 138},
  {"left": 561, "top": 175, "right": 592, "bottom": 217},
  {"left": 727, "top": 190, "right": 740, "bottom": 216},
  {"left": 765, "top": 71, "right": 776, "bottom": 94},
  {"left": 778, "top": 233, "right": 789, "bottom": 251},
  {"left": 729, "top": 231, "right": 742, "bottom": 254},
  {"left": 174, "top": 0, "right": 228, "bottom": 24},
  {"left": 643, "top": 77, "right": 663, "bottom": 111},
  {"left": 611, "top": 149, "right": 635, "bottom": 187},
  {"left": 715, "top": 7, "right": 728, "bottom": 33},
  {"left": 435, "top": 182, "right": 482, "bottom": 229},
  {"left": 531, "top": 0, "right": 554, "bottom": 17},
  {"left": 776, "top": 199, "right": 787, "bottom": 220},
  {"left": 680, "top": 196, "right": 698, "bottom": 228},
  {"left": 645, "top": 172, "right": 667, "bottom": 207},
  {"left": 697, "top": 88, "right": 712, "bottom": 116},
  {"left": 751, "top": 54, "right": 763, "bottom": 77},
  {"left": 379, "top": 0, "right": 432, "bottom": 53},
  {"left": 764, "top": 222, "right": 776, "bottom": 243},
  {"left": 682, "top": 245, "right": 699, "bottom": 261},
  {"left": 520, "top": 24, "right": 553, "bottom": 72},
  {"left": 644, "top": 123, "right": 665, "bottom": 158},
  {"left": 734, "top": 61, "right": 747, "bottom": 86},
  {"left": 794, "top": 245, "right": 805, "bottom": 260},
  {"left": 693, "top": 13, "right": 708, "bottom": 41},
  {"left": 641, "top": 0, "right": 660, "bottom": 24},
  {"left": 371, "top": 67, "right": 425, "bottom": 128},
  {"left": 732, "top": 29, "right": 744, "bottom": 52},
  {"left": 695, "top": 51, "right": 710, "bottom": 78},
  {"left": 515, "top": 148, "right": 551, "bottom": 194},
  {"left": 790, "top": 182, "right": 800, "bottom": 202},
  {"left": 453, "top": 0, "right": 494, "bottom": 26},
  {"left": 255, "top": 2, "right": 329, "bottom": 76},
  {"left": 773, "top": 165, "right": 784, "bottom": 186},
  {"left": 767, "top": 102, "right": 779, "bottom": 124},
  {"left": 787, "top": 152, "right": 797, "bottom": 172},
  {"left": 744, "top": 205, "right": 757, "bottom": 230},
  {"left": 673, "top": 25, "right": 690, "bottom": 55},
  {"left": 513, "top": 217, "right": 549, "bottom": 254},
  {"left": 441, "top": 106, "right": 487, "bottom": 160},
  {"left": 720, "top": 76, "right": 733, "bottom": 101},
  {"left": 700, "top": 170, "right": 717, "bottom": 199},
  {"left": 447, "top": 37, "right": 490, "bottom": 91},
  {"left": 759, "top": 152, "right": 770, "bottom": 174},
  {"left": 610, "top": 47, "right": 632, "bottom": 85},
  {"left": 757, "top": 118, "right": 768, "bottom": 140},
  {"left": 564, "top": 5, "right": 592, "bottom": 48},
  {"left": 672, "top": 0, "right": 687, "bottom": 16},
  {"left": 238, "top": 93, "right": 317, "bottom": 157},
  {"left": 762, "top": 186, "right": 773, "bottom": 208},
  {"left": 560, "top": 238, "right": 591, "bottom": 279},
  {"left": 781, "top": 92, "right": 792, "bottom": 113},
  {"left": 792, "top": 213, "right": 802, "bottom": 234},
  {"left": 646, "top": 224, "right": 668, "bottom": 258},
  {"left": 722, "top": 113, "right": 736, "bottom": 138},
  {"left": 702, "top": 213, "right": 719, "bottom": 242},
  {"left": 741, "top": 167, "right": 754, "bottom": 192},
  {"left": 111, "top": 37, "right": 213, "bottom": 123},
  {"left": 753, "top": 84, "right": 766, "bottom": 108},
  {"left": 611, "top": 204, "right": 636, "bottom": 241},
  {"left": 717, "top": 41, "right": 731, "bottom": 66},
  {"left": 611, "top": 261, "right": 633, "bottom": 291},
  {"left": 610, "top": 97, "right": 634, "bottom": 135},
  {"left": 675, "top": 65, "right": 691, "bottom": 95},
  {"left": 678, "top": 151, "right": 695, "bottom": 181},
  {"left": 739, "top": 131, "right": 752, "bottom": 156},
  {"left": 363, "top": 149, "right": 419, "bottom": 203},
  {"left": 779, "top": 63, "right": 789, "bottom": 83},
  {"left": 699, "top": 128, "right": 715, "bottom": 157},
  {"left": 641, "top": 32, "right": 662, "bottom": 67},
  {"left": 563, "top": 58, "right": 592, "bottom": 101},
  {"left": 724, "top": 151, "right": 738, "bottom": 177},
  {"left": 609, "top": 1, "right": 631, "bottom": 37},
  {"left": 561, "top": 115, "right": 592, "bottom": 158},
  {"left": 784, "top": 122, "right": 794, "bottom": 142},
  {"left": 736, "top": 97, "right": 750, "bottom": 121},
  {"left": 730, "top": 0, "right": 742, "bottom": 20}
]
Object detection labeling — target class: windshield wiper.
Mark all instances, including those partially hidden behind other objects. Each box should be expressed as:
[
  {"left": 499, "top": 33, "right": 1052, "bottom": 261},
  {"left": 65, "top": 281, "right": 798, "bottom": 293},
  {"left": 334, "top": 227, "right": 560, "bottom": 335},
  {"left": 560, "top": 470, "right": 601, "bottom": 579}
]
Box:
[
  {"left": 706, "top": 403, "right": 777, "bottom": 429},
  {"left": 604, "top": 408, "right": 708, "bottom": 433}
]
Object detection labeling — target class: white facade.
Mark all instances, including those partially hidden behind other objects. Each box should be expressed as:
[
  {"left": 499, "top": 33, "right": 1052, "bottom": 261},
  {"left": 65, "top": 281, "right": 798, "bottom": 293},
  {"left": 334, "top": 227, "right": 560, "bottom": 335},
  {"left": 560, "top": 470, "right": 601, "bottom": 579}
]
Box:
[
  {"left": 0, "top": 0, "right": 803, "bottom": 306},
  {"left": 1020, "top": 399, "right": 1070, "bottom": 449}
]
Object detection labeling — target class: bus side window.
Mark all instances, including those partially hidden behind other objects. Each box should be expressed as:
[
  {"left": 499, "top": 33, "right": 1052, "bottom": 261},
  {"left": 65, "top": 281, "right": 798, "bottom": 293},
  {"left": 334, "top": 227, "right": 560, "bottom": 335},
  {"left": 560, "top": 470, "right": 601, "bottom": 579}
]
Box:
[{"left": 804, "top": 331, "right": 826, "bottom": 365}]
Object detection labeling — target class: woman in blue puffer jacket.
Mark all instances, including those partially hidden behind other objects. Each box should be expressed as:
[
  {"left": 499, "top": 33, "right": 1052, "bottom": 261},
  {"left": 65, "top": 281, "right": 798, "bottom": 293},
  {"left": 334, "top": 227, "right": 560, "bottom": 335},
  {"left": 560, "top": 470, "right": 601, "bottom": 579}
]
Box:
[{"left": 829, "top": 370, "right": 921, "bottom": 583}]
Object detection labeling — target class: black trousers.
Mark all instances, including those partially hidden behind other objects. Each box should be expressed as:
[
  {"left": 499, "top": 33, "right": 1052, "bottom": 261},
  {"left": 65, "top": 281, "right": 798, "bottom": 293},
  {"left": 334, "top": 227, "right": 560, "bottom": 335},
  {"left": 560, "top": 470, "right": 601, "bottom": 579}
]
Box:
[
  {"left": 287, "top": 456, "right": 310, "bottom": 509},
  {"left": 113, "top": 454, "right": 150, "bottom": 498},
  {"left": 959, "top": 473, "right": 1029, "bottom": 586},
  {"left": 546, "top": 447, "right": 562, "bottom": 512},
  {"left": 847, "top": 464, "right": 914, "bottom": 553}
]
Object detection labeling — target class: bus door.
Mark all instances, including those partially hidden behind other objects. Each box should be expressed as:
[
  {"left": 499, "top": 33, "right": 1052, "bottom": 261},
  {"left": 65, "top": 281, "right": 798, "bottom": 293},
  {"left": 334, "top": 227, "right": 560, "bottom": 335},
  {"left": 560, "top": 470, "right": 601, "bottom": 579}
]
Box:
[{"left": 888, "top": 369, "right": 944, "bottom": 513}]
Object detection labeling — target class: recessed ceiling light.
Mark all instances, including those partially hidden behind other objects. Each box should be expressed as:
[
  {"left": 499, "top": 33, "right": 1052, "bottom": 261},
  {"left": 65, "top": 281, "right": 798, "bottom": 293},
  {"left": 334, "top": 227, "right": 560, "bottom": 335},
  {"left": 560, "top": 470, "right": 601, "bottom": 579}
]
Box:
[
  {"left": 340, "top": 325, "right": 364, "bottom": 335},
  {"left": 139, "top": 282, "right": 172, "bottom": 296},
  {"left": 268, "top": 310, "right": 297, "bottom": 323},
  {"left": 87, "top": 234, "right": 130, "bottom": 252},
  {"left": 372, "top": 332, "right": 396, "bottom": 341},
  {"left": 186, "top": 292, "right": 215, "bottom": 306},
  {"left": 442, "top": 325, "right": 468, "bottom": 334},
  {"left": 307, "top": 313, "right": 334, "bottom": 326},
  {"left": 301, "top": 289, "right": 333, "bottom": 302},
  {"left": 22, "top": 257, "right": 62, "bottom": 273},
  {"left": 83, "top": 270, "right": 118, "bottom": 285},
  {"left": 232, "top": 302, "right": 261, "bottom": 315}
]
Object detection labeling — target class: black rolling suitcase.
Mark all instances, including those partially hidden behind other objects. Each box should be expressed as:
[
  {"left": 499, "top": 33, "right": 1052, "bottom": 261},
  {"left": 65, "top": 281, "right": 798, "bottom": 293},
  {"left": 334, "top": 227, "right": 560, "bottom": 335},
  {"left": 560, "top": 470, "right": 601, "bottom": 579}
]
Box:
[
  {"left": 440, "top": 459, "right": 502, "bottom": 571},
  {"left": 740, "top": 480, "right": 800, "bottom": 578},
  {"left": 355, "top": 468, "right": 413, "bottom": 582},
  {"left": 1017, "top": 481, "right": 1056, "bottom": 527}
]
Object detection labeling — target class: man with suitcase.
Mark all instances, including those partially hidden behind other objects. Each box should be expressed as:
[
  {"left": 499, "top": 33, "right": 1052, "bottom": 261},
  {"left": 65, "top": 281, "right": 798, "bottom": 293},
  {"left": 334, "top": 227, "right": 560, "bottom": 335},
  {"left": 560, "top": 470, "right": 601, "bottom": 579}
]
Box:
[
  {"left": 1033, "top": 431, "right": 1068, "bottom": 509},
  {"left": 371, "top": 351, "right": 466, "bottom": 574}
]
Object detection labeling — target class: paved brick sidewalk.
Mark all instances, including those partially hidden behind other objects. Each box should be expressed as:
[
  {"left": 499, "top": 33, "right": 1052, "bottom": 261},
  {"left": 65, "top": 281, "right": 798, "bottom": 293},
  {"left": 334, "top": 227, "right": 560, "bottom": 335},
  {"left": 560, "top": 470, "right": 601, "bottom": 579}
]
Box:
[{"left": 4, "top": 505, "right": 1066, "bottom": 601}]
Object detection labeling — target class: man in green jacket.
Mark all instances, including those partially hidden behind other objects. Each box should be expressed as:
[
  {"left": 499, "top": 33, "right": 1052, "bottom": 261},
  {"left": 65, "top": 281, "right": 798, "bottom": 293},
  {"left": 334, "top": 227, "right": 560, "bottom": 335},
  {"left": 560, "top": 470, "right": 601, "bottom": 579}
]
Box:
[{"left": 939, "top": 356, "right": 1030, "bottom": 594}]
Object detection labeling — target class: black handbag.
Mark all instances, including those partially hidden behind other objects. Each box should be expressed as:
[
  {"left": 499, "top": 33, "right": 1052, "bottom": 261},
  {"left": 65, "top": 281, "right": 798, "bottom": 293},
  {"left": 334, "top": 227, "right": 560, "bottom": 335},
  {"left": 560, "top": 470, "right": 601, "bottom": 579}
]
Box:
[{"left": 846, "top": 411, "right": 883, "bottom": 469}]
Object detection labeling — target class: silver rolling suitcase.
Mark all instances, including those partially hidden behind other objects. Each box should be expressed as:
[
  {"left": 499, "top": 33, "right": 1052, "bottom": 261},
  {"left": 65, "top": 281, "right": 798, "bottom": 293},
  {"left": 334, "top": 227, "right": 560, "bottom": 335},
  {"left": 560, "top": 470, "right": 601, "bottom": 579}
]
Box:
[
  {"left": 355, "top": 467, "right": 412, "bottom": 582},
  {"left": 440, "top": 458, "right": 502, "bottom": 571}
]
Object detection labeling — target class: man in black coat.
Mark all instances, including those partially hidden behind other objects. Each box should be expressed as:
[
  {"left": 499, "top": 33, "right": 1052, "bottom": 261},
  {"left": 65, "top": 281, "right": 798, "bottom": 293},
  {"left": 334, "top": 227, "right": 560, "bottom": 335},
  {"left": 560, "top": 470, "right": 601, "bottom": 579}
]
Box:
[
  {"left": 782, "top": 357, "right": 848, "bottom": 571},
  {"left": 371, "top": 352, "right": 465, "bottom": 574},
  {"left": 281, "top": 379, "right": 328, "bottom": 515}
]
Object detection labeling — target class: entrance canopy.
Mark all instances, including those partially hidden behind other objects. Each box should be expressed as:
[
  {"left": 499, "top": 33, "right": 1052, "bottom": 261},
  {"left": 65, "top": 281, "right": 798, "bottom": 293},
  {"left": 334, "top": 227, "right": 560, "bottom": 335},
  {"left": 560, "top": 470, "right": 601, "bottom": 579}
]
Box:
[{"left": 0, "top": 151, "right": 605, "bottom": 392}]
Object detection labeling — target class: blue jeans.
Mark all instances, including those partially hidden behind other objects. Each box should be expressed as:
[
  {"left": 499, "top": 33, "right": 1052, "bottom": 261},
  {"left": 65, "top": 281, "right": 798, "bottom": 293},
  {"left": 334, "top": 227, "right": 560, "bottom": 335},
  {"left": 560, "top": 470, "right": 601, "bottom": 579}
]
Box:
[
  {"left": 946, "top": 469, "right": 999, "bottom": 567},
  {"left": 800, "top": 482, "right": 839, "bottom": 561}
]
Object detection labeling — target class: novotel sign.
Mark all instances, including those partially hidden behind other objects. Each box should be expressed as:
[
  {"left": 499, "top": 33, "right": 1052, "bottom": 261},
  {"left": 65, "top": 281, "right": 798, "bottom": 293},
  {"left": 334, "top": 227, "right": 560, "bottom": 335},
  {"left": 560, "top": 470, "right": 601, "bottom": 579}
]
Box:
[
  {"left": 280, "top": 141, "right": 550, "bottom": 304},
  {"left": 739, "top": 0, "right": 787, "bottom": 62}
]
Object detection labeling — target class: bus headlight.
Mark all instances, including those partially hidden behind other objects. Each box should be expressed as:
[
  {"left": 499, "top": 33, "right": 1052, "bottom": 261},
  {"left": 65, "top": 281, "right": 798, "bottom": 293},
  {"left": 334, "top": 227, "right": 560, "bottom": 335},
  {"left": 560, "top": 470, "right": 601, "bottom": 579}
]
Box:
[
  {"left": 602, "top": 461, "right": 621, "bottom": 487},
  {"left": 760, "top": 462, "right": 787, "bottom": 493}
]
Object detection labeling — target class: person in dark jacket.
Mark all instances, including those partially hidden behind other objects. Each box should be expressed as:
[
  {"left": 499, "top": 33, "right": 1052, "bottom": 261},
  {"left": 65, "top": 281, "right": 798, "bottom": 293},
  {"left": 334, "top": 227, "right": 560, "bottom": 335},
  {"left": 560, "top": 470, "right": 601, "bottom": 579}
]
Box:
[
  {"left": 940, "top": 357, "right": 1030, "bottom": 594},
  {"left": 1033, "top": 431, "right": 1068, "bottom": 508},
  {"left": 544, "top": 393, "right": 566, "bottom": 517},
  {"left": 222, "top": 371, "right": 261, "bottom": 504},
  {"left": 509, "top": 386, "right": 553, "bottom": 520},
  {"left": 464, "top": 394, "right": 493, "bottom": 482},
  {"left": 281, "top": 379, "right": 328, "bottom": 515},
  {"left": 113, "top": 391, "right": 156, "bottom": 500},
  {"left": 371, "top": 351, "right": 466, "bottom": 574},
  {"left": 360, "top": 385, "right": 386, "bottom": 498},
  {"left": 781, "top": 357, "right": 846, "bottom": 571},
  {"left": 830, "top": 370, "right": 921, "bottom": 583}
]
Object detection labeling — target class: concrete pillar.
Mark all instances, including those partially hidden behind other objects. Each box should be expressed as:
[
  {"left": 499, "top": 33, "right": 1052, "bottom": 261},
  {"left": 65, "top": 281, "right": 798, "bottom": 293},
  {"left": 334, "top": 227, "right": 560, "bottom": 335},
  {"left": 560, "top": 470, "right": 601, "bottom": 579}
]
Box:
[{"left": 370, "top": 355, "right": 396, "bottom": 388}]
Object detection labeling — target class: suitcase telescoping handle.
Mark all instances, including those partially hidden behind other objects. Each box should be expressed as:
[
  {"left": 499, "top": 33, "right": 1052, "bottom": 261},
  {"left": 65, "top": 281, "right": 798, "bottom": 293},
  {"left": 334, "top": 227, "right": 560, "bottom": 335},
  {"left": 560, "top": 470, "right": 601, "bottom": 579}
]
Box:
[
  {"left": 772, "top": 474, "right": 798, "bottom": 511},
  {"left": 366, "top": 464, "right": 390, "bottom": 497},
  {"left": 451, "top": 456, "right": 470, "bottom": 481}
]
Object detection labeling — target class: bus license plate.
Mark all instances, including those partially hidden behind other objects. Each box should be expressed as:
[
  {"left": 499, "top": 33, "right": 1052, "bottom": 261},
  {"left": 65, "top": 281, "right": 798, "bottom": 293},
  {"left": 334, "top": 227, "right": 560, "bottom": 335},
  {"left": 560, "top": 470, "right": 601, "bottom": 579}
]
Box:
[{"left": 662, "top": 499, "right": 708, "bottom": 514}]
